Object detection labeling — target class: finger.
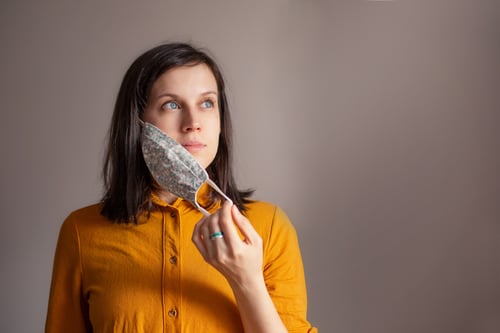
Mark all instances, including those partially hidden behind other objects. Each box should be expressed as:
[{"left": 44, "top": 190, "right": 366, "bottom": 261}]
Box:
[
  {"left": 198, "top": 215, "right": 212, "bottom": 239},
  {"left": 203, "top": 210, "right": 228, "bottom": 261},
  {"left": 192, "top": 217, "right": 210, "bottom": 260},
  {"left": 231, "top": 205, "right": 260, "bottom": 245},
  {"left": 216, "top": 201, "right": 242, "bottom": 249},
  {"left": 206, "top": 207, "right": 224, "bottom": 236}
]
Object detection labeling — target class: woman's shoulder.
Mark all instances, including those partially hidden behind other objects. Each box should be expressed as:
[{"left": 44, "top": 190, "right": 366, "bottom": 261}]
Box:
[
  {"left": 62, "top": 203, "right": 108, "bottom": 229},
  {"left": 244, "top": 199, "right": 276, "bottom": 214},
  {"left": 244, "top": 200, "right": 294, "bottom": 229},
  {"left": 54, "top": 203, "right": 109, "bottom": 245},
  {"left": 244, "top": 200, "right": 300, "bottom": 252},
  {"left": 67, "top": 202, "right": 104, "bottom": 218}
]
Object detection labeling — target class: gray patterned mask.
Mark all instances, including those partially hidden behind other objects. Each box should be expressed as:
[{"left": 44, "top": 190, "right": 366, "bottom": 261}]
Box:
[{"left": 140, "top": 121, "right": 232, "bottom": 216}]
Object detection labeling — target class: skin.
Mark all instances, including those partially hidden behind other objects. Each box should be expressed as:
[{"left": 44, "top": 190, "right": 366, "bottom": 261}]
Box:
[
  {"left": 142, "top": 63, "right": 221, "bottom": 171},
  {"left": 142, "top": 64, "right": 288, "bottom": 333}
]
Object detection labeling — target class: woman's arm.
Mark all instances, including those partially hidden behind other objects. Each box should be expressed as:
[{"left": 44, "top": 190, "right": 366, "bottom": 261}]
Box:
[
  {"left": 192, "top": 201, "right": 294, "bottom": 333},
  {"left": 45, "top": 218, "right": 92, "bottom": 333}
]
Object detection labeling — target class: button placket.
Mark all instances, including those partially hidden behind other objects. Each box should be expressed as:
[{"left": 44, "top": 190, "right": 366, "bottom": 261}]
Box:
[
  {"left": 163, "top": 208, "right": 181, "bottom": 328},
  {"left": 168, "top": 210, "right": 178, "bottom": 266}
]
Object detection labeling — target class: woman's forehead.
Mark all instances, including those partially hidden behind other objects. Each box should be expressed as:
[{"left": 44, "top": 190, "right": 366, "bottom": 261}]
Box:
[{"left": 151, "top": 64, "right": 217, "bottom": 97}]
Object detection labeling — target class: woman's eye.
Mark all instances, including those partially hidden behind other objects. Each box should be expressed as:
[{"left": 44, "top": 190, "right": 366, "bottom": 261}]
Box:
[
  {"left": 201, "top": 100, "right": 214, "bottom": 109},
  {"left": 162, "top": 101, "right": 180, "bottom": 110}
]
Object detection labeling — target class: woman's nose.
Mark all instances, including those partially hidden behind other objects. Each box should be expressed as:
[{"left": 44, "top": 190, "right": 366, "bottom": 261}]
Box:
[{"left": 181, "top": 108, "right": 201, "bottom": 132}]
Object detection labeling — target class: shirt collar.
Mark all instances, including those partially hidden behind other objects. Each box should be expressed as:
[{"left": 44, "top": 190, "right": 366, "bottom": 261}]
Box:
[{"left": 150, "top": 182, "right": 220, "bottom": 213}]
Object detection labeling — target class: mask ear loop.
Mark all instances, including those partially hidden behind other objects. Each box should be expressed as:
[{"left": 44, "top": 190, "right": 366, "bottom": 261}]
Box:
[
  {"left": 195, "top": 204, "right": 211, "bottom": 217},
  {"left": 193, "top": 179, "right": 233, "bottom": 217},
  {"left": 206, "top": 179, "right": 233, "bottom": 204}
]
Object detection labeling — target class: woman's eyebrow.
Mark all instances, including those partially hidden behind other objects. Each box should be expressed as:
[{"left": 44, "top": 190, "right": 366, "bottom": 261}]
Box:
[
  {"left": 155, "top": 91, "right": 217, "bottom": 99},
  {"left": 156, "top": 92, "right": 179, "bottom": 99},
  {"left": 201, "top": 91, "right": 218, "bottom": 96}
]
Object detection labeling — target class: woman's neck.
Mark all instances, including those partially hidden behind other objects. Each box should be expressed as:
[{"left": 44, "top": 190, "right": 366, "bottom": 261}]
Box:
[{"left": 157, "top": 190, "right": 178, "bottom": 204}]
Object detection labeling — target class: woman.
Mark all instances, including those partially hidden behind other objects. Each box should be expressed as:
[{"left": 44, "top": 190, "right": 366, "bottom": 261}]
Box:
[{"left": 46, "top": 42, "right": 317, "bottom": 333}]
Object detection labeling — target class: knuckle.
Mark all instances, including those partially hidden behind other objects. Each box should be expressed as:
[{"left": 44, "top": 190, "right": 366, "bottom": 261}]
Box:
[
  {"left": 209, "top": 252, "right": 227, "bottom": 266},
  {"left": 228, "top": 247, "right": 244, "bottom": 260}
]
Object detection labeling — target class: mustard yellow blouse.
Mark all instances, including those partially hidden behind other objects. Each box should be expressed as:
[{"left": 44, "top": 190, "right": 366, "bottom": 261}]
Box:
[{"left": 46, "top": 190, "right": 317, "bottom": 332}]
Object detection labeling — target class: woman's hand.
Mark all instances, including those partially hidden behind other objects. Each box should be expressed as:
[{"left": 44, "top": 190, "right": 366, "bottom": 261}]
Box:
[
  {"left": 192, "top": 201, "right": 264, "bottom": 288},
  {"left": 192, "top": 201, "right": 289, "bottom": 333}
]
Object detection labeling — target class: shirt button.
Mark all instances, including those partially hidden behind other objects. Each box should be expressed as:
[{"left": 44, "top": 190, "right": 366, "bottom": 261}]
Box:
[
  {"left": 169, "top": 256, "right": 177, "bottom": 264},
  {"left": 168, "top": 308, "right": 178, "bottom": 318},
  {"left": 170, "top": 212, "right": 176, "bottom": 218}
]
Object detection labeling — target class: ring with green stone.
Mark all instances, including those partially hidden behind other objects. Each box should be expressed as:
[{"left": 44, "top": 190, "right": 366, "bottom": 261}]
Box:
[{"left": 209, "top": 231, "right": 224, "bottom": 240}]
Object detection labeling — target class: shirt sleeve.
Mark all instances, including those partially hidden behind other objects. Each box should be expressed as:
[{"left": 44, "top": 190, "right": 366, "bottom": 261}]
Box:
[
  {"left": 264, "top": 206, "right": 318, "bottom": 333},
  {"left": 45, "top": 216, "right": 92, "bottom": 333}
]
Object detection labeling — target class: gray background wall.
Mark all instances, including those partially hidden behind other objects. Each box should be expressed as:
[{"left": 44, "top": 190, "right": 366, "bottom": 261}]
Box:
[{"left": 1, "top": 0, "right": 499, "bottom": 332}]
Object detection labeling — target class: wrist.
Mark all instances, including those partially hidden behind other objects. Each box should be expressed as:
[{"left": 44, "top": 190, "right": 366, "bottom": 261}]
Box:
[{"left": 228, "top": 272, "right": 267, "bottom": 297}]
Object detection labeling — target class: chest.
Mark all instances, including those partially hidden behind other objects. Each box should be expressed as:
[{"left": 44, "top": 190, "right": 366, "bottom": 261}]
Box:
[{"left": 78, "top": 211, "right": 243, "bottom": 332}]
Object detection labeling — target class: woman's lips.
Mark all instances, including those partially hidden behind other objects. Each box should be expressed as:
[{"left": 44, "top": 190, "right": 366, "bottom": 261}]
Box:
[{"left": 182, "top": 141, "right": 205, "bottom": 153}]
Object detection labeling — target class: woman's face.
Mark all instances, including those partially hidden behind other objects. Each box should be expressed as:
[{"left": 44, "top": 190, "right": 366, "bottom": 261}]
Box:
[{"left": 142, "top": 63, "right": 221, "bottom": 169}]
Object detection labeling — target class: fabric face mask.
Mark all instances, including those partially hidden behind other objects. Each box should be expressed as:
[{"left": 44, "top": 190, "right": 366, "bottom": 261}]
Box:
[{"left": 140, "top": 121, "right": 232, "bottom": 216}]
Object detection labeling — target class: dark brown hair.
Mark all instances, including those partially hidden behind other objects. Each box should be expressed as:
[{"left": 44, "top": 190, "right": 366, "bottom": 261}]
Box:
[{"left": 101, "top": 42, "right": 253, "bottom": 223}]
